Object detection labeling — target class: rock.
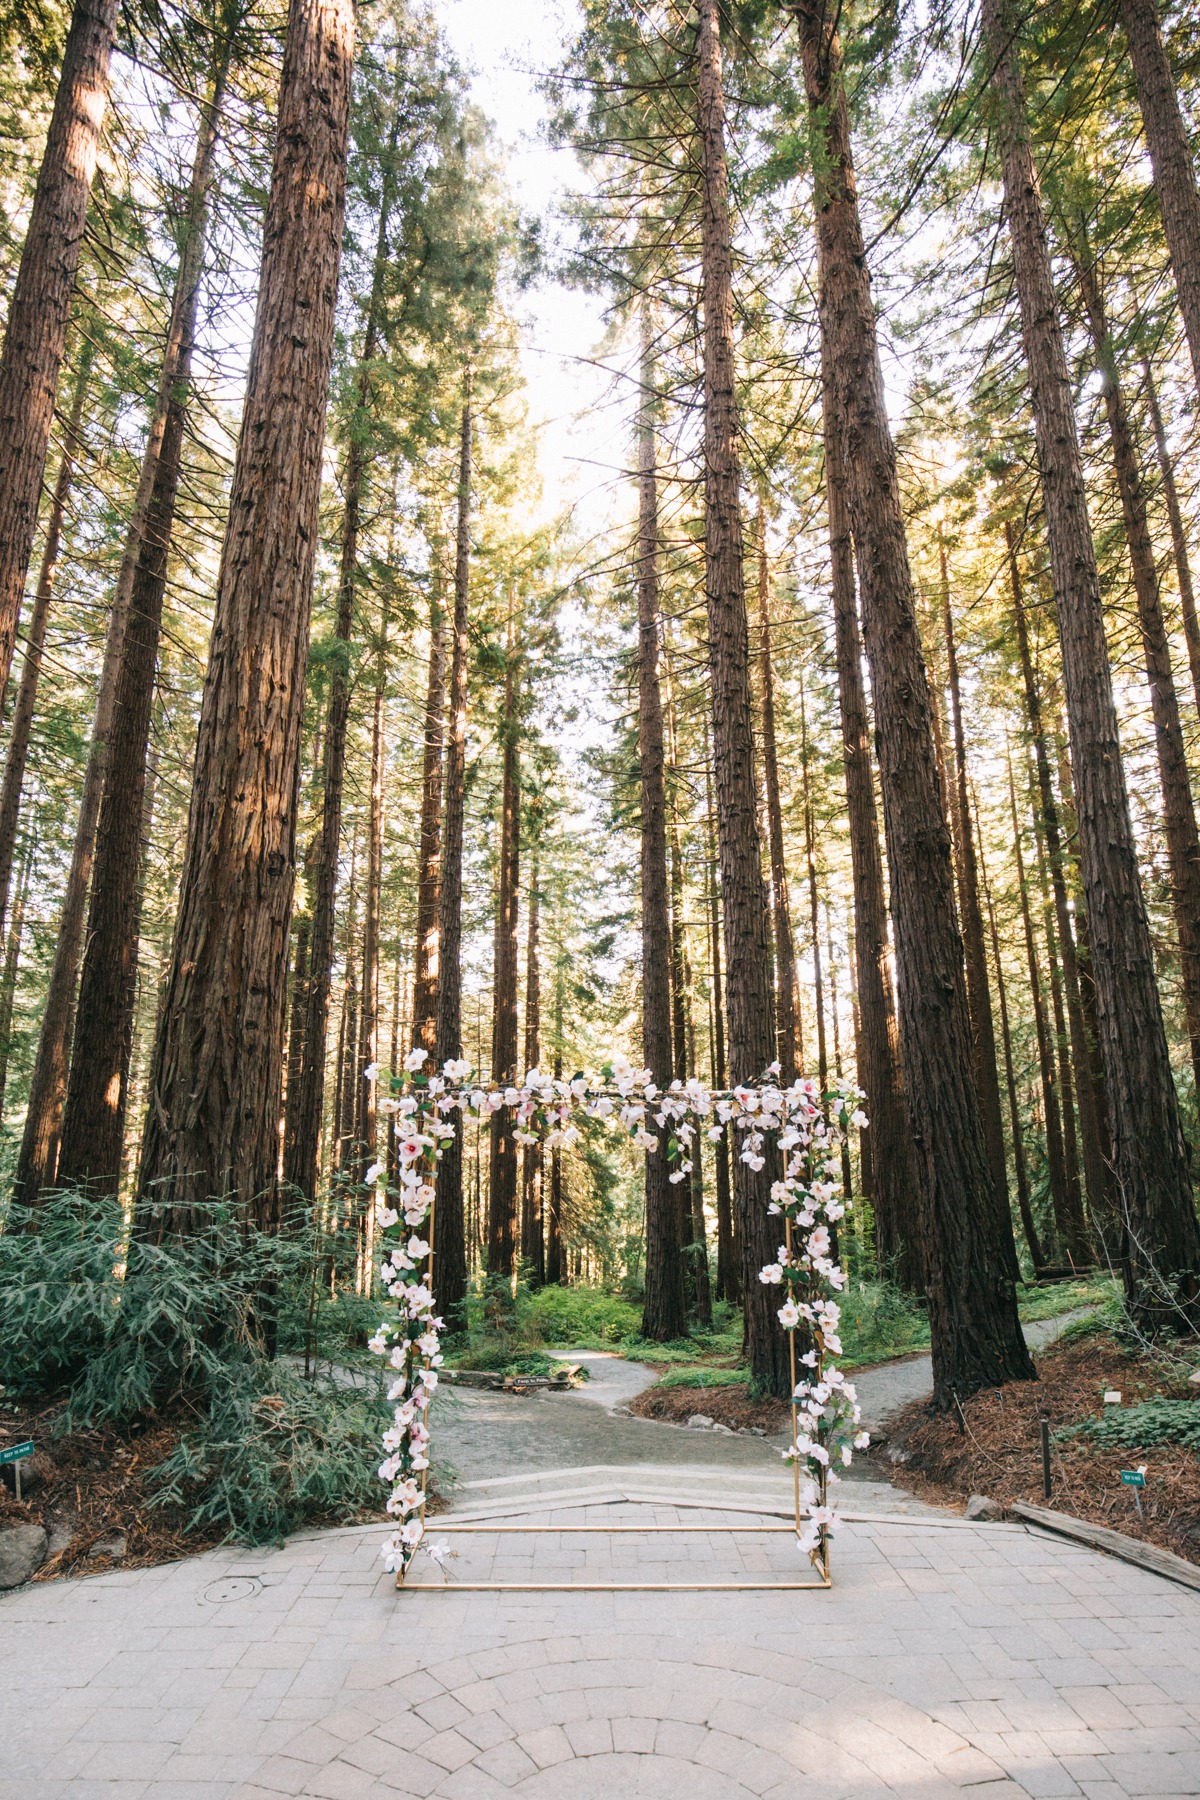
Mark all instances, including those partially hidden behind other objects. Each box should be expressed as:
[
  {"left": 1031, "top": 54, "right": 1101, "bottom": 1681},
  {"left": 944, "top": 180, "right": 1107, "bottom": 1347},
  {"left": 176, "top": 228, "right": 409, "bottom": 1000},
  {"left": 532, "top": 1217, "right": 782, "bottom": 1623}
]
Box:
[
  {"left": 887, "top": 1444, "right": 911, "bottom": 1465},
  {"left": 858, "top": 1420, "right": 887, "bottom": 1446},
  {"left": 711, "top": 1423, "right": 734, "bottom": 1435},
  {"left": 748, "top": 1426, "right": 766, "bottom": 1438},
  {"left": 86, "top": 1533, "right": 127, "bottom": 1562},
  {"left": 1189, "top": 1367, "right": 1200, "bottom": 1389},
  {"left": 964, "top": 1494, "right": 1005, "bottom": 1523},
  {"left": 612, "top": 1405, "right": 632, "bottom": 1416},
  {"left": 686, "top": 1414, "right": 714, "bottom": 1430},
  {"left": 0, "top": 1523, "right": 48, "bottom": 1589}
]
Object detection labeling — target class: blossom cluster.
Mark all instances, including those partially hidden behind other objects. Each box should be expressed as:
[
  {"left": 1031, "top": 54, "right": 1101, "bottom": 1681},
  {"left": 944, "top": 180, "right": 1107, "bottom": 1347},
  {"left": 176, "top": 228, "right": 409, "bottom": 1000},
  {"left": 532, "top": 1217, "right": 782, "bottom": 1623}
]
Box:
[{"left": 364, "top": 1051, "right": 867, "bottom": 1577}]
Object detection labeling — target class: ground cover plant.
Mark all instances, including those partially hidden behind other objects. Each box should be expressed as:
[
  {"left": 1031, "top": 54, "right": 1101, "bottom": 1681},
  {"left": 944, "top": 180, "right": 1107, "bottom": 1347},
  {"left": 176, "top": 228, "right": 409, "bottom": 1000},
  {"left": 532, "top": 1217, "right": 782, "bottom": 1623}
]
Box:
[
  {"left": 889, "top": 1327, "right": 1200, "bottom": 1565},
  {"left": 0, "top": 1191, "right": 393, "bottom": 1576}
]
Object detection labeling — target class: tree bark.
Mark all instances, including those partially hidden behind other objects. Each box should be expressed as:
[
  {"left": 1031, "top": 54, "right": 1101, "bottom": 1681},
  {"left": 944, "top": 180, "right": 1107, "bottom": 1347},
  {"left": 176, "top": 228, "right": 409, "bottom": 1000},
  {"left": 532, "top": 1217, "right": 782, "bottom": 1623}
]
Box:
[
  {"left": 799, "top": 674, "right": 828, "bottom": 1093},
  {"left": 0, "top": 846, "right": 32, "bottom": 1123},
  {"left": 1143, "top": 361, "right": 1200, "bottom": 719},
  {"left": 941, "top": 550, "right": 1018, "bottom": 1275},
  {"left": 1074, "top": 249, "right": 1200, "bottom": 1105},
  {"left": 354, "top": 612, "right": 387, "bottom": 1186},
  {"left": 704, "top": 741, "right": 738, "bottom": 1303},
  {"left": 983, "top": 0, "right": 1200, "bottom": 1323},
  {"left": 795, "top": 0, "right": 1033, "bottom": 1401},
  {"left": 1007, "top": 527, "right": 1111, "bottom": 1229},
  {"left": 824, "top": 367, "right": 923, "bottom": 1288},
  {"left": 1117, "top": 0, "right": 1200, "bottom": 404},
  {"left": 411, "top": 582, "right": 445, "bottom": 1054},
  {"left": 697, "top": 0, "right": 785, "bottom": 1392},
  {"left": 980, "top": 825, "right": 1044, "bottom": 1270},
  {"left": 0, "top": 0, "right": 119, "bottom": 712},
  {"left": 486, "top": 633, "right": 521, "bottom": 1277},
  {"left": 137, "top": 0, "right": 356, "bottom": 1235},
  {"left": 58, "top": 37, "right": 232, "bottom": 1195},
  {"left": 433, "top": 388, "right": 472, "bottom": 1323},
  {"left": 636, "top": 333, "right": 686, "bottom": 1340},
  {"left": 545, "top": 971, "right": 565, "bottom": 1284},
  {"left": 1009, "top": 749, "right": 1072, "bottom": 1261},
  {"left": 520, "top": 845, "right": 544, "bottom": 1283},
  {"left": 757, "top": 519, "right": 799, "bottom": 1082},
  {"left": 0, "top": 339, "right": 92, "bottom": 945}
]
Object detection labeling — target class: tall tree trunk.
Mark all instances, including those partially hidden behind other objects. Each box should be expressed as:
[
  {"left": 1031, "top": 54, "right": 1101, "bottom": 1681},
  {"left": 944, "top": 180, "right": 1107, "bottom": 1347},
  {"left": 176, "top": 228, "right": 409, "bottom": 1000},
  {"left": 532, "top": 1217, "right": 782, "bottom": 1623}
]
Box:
[
  {"left": 684, "top": 960, "right": 713, "bottom": 1325},
  {"left": 1032, "top": 797, "right": 1087, "bottom": 1253},
  {"left": 486, "top": 636, "right": 521, "bottom": 1277},
  {"left": 137, "top": 0, "right": 355, "bottom": 1236},
  {"left": 824, "top": 901, "right": 855, "bottom": 1206},
  {"left": 0, "top": 845, "right": 32, "bottom": 1122},
  {"left": 697, "top": 0, "right": 784, "bottom": 1391},
  {"left": 1143, "top": 361, "right": 1200, "bottom": 718},
  {"left": 637, "top": 334, "right": 686, "bottom": 1339},
  {"left": 0, "top": 0, "right": 119, "bottom": 711},
  {"left": 795, "top": 0, "right": 1033, "bottom": 1400},
  {"left": 1007, "top": 527, "right": 1111, "bottom": 1227},
  {"left": 0, "top": 340, "right": 91, "bottom": 944},
  {"left": 665, "top": 682, "right": 697, "bottom": 1291},
  {"left": 1009, "top": 749, "right": 1070, "bottom": 1260},
  {"left": 58, "top": 34, "right": 233, "bottom": 1194},
  {"left": 411, "top": 582, "right": 445, "bottom": 1055},
  {"left": 520, "top": 847, "right": 544, "bottom": 1284},
  {"left": 704, "top": 743, "right": 738, "bottom": 1304},
  {"left": 942, "top": 551, "right": 1018, "bottom": 1274},
  {"left": 354, "top": 612, "right": 387, "bottom": 1185},
  {"left": 980, "top": 827, "right": 1044, "bottom": 1270},
  {"left": 757, "top": 518, "right": 799, "bottom": 1081},
  {"left": 433, "top": 387, "right": 472, "bottom": 1324},
  {"left": 799, "top": 673, "right": 829, "bottom": 1092},
  {"left": 983, "top": 0, "right": 1200, "bottom": 1323},
  {"left": 1074, "top": 249, "right": 1200, "bottom": 1104},
  {"left": 1117, "top": 0, "right": 1200, "bottom": 404},
  {"left": 545, "top": 967, "right": 565, "bottom": 1285},
  {"left": 825, "top": 365, "right": 923, "bottom": 1287},
  {"left": 282, "top": 126, "right": 403, "bottom": 1205}
]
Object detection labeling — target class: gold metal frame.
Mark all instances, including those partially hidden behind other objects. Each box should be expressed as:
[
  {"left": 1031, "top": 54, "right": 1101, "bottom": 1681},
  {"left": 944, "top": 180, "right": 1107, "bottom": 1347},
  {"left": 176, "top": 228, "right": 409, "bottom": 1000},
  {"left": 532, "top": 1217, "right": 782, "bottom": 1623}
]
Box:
[{"left": 392, "top": 1124, "right": 834, "bottom": 1593}]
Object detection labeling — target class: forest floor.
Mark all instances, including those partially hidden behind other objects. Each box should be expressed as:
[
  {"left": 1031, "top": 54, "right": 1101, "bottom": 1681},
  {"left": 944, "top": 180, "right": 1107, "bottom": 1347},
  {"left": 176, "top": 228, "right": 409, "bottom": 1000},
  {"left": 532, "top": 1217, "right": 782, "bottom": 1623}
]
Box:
[{"left": 888, "top": 1332, "right": 1200, "bottom": 1566}]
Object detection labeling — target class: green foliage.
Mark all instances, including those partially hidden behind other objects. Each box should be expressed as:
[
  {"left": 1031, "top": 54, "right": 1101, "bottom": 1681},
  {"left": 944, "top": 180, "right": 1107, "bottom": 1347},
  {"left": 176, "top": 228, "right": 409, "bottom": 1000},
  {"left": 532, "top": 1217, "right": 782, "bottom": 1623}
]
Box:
[
  {"left": 836, "top": 1281, "right": 931, "bottom": 1368},
  {"left": 1015, "top": 1276, "right": 1118, "bottom": 1324},
  {"left": 654, "top": 1366, "right": 746, "bottom": 1390},
  {"left": 0, "top": 1191, "right": 391, "bottom": 1544},
  {"left": 522, "top": 1283, "right": 643, "bottom": 1346},
  {"left": 1066, "top": 1399, "right": 1200, "bottom": 1455}
]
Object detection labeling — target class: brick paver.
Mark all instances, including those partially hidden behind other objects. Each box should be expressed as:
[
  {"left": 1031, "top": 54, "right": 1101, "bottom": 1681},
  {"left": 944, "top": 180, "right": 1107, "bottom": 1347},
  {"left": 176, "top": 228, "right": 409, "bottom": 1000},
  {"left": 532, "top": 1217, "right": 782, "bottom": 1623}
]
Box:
[{"left": 3, "top": 1496, "right": 1199, "bottom": 1798}]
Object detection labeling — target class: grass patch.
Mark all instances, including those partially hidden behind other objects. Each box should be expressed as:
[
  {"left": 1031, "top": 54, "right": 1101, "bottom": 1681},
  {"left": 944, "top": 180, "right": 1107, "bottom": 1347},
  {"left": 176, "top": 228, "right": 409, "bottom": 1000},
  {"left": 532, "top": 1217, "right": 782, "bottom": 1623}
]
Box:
[{"left": 1015, "top": 1275, "right": 1117, "bottom": 1323}]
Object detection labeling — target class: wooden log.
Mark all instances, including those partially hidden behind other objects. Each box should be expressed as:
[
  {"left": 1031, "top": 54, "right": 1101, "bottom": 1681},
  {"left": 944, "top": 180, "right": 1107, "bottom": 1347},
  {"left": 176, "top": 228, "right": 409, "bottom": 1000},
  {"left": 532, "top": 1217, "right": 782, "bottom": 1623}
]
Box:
[{"left": 1010, "top": 1500, "right": 1200, "bottom": 1592}]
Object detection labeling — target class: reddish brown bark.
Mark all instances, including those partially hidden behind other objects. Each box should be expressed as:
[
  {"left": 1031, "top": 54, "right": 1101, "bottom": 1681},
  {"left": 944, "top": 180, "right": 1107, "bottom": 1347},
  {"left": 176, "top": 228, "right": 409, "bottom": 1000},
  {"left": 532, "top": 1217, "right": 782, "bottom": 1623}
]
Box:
[
  {"left": 824, "top": 362, "right": 923, "bottom": 1288},
  {"left": 941, "top": 553, "right": 1017, "bottom": 1276},
  {"left": 983, "top": 0, "right": 1200, "bottom": 1322},
  {"left": 433, "top": 389, "right": 472, "bottom": 1322},
  {"left": 0, "top": 340, "right": 91, "bottom": 946},
  {"left": 795, "top": 0, "right": 1033, "bottom": 1401},
  {"left": 0, "top": 0, "right": 119, "bottom": 712},
  {"left": 636, "top": 337, "right": 685, "bottom": 1340},
  {"left": 1143, "top": 363, "right": 1200, "bottom": 719},
  {"left": 354, "top": 617, "right": 387, "bottom": 1184},
  {"left": 979, "top": 829, "right": 1044, "bottom": 1271},
  {"left": 411, "top": 585, "right": 445, "bottom": 1055},
  {"left": 137, "top": 0, "right": 356, "bottom": 1234},
  {"left": 697, "top": 0, "right": 784, "bottom": 1391},
  {"left": 704, "top": 742, "right": 738, "bottom": 1304},
  {"left": 1118, "top": 0, "right": 1200, "bottom": 403},
  {"left": 757, "top": 521, "right": 799, "bottom": 1083},
  {"left": 486, "top": 635, "right": 521, "bottom": 1277},
  {"left": 58, "top": 39, "right": 232, "bottom": 1194},
  {"left": 520, "top": 846, "right": 544, "bottom": 1284}
]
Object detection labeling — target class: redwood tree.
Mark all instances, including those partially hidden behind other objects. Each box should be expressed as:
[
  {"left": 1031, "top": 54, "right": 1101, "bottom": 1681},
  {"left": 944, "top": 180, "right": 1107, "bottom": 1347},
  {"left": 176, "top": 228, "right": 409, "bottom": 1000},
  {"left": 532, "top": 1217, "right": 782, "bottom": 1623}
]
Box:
[
  {"left": 982, "top": 0, "right": 1200, "bottom": 1325},
  {"left": 793, "top": 0, "right": 1033, "bottom": 1402},
  {"left": 0, "top": 0, "right": 119, "bottom": 711},
  {"left": 137, "top": 0, "right": 357, "bottom": 1233},
  {"left": 697, "top": 0, "right": 785, "bottom": 1393}
]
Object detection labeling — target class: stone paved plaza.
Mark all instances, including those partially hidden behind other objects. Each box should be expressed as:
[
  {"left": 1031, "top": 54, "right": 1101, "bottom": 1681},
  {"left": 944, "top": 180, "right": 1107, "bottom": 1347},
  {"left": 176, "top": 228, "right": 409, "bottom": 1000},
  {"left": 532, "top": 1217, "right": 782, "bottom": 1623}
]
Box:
[{"left": 3, "top": 1490, "right": 1200, "bottom": 1800}]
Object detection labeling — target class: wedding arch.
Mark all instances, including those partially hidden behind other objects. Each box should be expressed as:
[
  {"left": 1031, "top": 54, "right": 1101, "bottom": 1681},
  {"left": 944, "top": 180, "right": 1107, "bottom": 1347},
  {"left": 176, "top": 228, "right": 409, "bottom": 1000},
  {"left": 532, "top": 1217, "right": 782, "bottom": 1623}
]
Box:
[{"left": 365, "top": 1052, "right": 869, "bottom": 1589}]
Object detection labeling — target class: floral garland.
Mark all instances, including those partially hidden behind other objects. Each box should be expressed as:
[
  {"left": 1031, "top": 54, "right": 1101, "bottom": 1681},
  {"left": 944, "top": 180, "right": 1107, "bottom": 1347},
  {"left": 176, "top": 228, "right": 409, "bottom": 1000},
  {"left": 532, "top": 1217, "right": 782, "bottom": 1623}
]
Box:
[{"left": 364, "top": 1052, "right": 869, "bottom": 1580}]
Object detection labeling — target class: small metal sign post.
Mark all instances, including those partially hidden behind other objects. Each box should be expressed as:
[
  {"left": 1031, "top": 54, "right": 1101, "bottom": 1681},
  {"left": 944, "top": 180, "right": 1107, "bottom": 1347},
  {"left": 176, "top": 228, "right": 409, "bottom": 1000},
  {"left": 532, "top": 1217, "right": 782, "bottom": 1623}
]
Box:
[
  {"left": 0, "top": 1441, "right": 33, "bottom": 1503},
  {"left": 1119, "top": 1466, "right": 1146, "bottom": 1520}
]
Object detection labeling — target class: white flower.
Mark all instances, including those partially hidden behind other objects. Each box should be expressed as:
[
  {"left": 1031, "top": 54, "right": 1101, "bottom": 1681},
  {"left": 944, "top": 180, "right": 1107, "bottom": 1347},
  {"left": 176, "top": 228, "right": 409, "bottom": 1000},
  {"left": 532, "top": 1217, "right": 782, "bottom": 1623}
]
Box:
[
  {"left": 364, "top": 1161, "right": 384, "bottom": 1186},
  {"left": 778, "top": 1300, "right": 801, "bottom": 1330},
  {"left": 759, "top": 1263, "right": 783, "bottom": 1285},
  {"left": 405, "top": 1047, "right": 429, "bottom": 1072},
  {"left": 363, "top": 1061, "right": 380, "bottom": 1083}
]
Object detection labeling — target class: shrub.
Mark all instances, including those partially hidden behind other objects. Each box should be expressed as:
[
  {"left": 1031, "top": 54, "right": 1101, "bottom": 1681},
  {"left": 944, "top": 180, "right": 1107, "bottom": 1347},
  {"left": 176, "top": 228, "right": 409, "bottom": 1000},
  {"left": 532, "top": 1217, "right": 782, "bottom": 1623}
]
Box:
[{"left": 1066, "top": 1398, "right": 1200, "bottom": 1454}]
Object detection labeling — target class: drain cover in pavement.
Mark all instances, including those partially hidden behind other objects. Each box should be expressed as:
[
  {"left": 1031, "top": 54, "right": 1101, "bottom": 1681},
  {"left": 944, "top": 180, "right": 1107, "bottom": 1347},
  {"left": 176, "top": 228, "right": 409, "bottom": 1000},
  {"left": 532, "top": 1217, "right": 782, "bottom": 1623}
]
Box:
[{"left": 201, "top": 1575, "right": 262, "bottom": 1604}]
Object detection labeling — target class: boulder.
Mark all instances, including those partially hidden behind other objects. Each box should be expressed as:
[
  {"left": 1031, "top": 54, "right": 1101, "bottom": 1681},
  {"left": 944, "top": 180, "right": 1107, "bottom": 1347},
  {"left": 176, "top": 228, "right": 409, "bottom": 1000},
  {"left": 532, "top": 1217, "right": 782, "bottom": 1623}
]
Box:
[
  {"left": 963, "top": 1494, "right": 1005, "bottom": 1523},
  {"left": 711, "top": 1423, "right": 734, "bottom": 1435},
  {"left": 686, "top": 1413, "right": 714, "bottom": 1430},
  {"left": 1189, "top": 1367, "right": 1200, "bottom": 1389},
  {"left": 0, "top": 1523, "right": 48, "bottom": 1589}
]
